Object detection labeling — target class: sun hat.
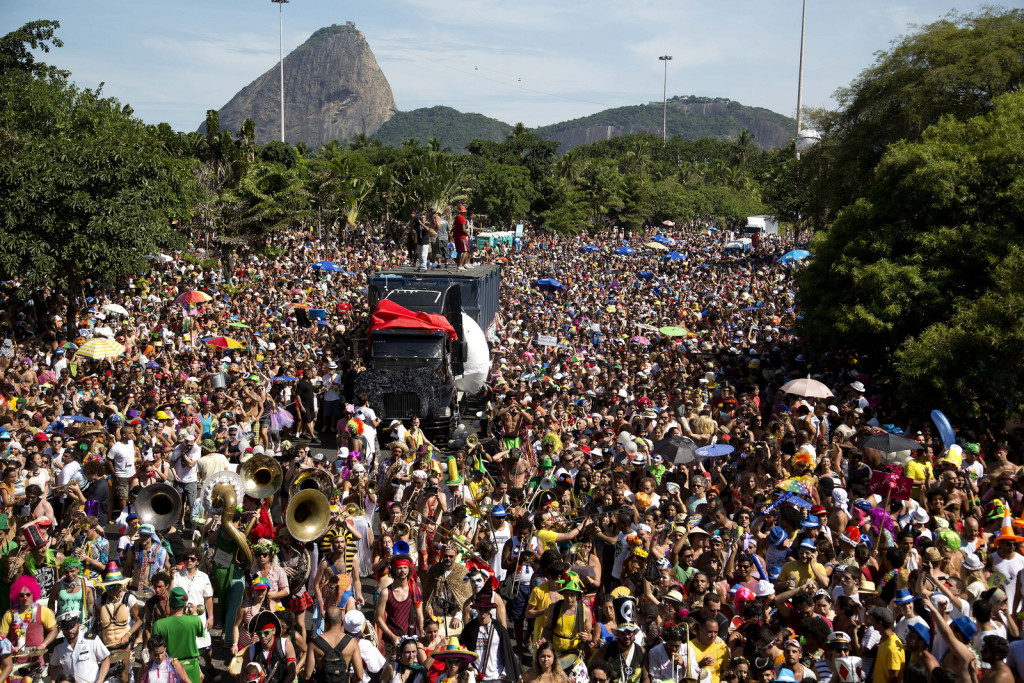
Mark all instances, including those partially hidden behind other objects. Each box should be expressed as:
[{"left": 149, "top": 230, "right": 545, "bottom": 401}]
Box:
[
  {"left": 343, "top": 610, "right": 366, "bottom": 635},
  {"left": 775, "top": 669, "right": 798, "bottom": 683},
  {"left": 768, "top": 526, "right": 787, "bottom": 547},
  {"left": 801, "top": 515, "right": 821, "bottom": 529},
  {"left": 799, "top": 538, "right": 817, "bottom": 551},
  {"left": 922, "top": 546, "right": 942, "bottom": 564},
  {"left": 951, "top": 616, "right": 977, "bottom": 641},
  {"left": 490, "top": 504, "right": 507, "bottom": 518},
  {"left": 247, "top": 610, "right": 282, "bottom": 636},
  {"left": 893, "top": 589, "right": 915, "bottom": 605},
  {"left": 753, "top": 580, "right": 775, "bottom": 597},
  {"left": 908, "top": 621, "right": 931, "bottom": 644},
  {"left": 431, "top": 637, "right": 477, "bottom": 665},
  {"left": 962, "top": 553, "right": 984, "bottom": 572}
]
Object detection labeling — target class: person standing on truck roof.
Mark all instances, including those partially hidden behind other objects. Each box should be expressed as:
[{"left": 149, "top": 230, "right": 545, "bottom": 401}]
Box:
[
  {"left": 453, "top": 205, "right": 470, "bottom": 271},
  {"left": 434, "top": 210, "right": 451, "bottom": 269},
  {"left": 415, "top": 212, "right": 436, "bottom": 272}
]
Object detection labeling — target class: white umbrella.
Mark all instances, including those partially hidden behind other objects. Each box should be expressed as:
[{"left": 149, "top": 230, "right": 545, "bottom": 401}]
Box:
[
  {"left": 102, "top": 304, "right": 129, "bottom": 316},
  {"left": 779, "top": 377, "right": 833, "bottom": 399},
  {"left": 644, "top": 242, "right": 669, "bottom": 252},
  {"left": 93, "top": 326, "right": 115, "bottom": 338},
  {"left": 155, "top": 254, "right": 174, "bottom": 263},
  {"left": 77, "top": 337, "right": 125, "bottom": 360}
]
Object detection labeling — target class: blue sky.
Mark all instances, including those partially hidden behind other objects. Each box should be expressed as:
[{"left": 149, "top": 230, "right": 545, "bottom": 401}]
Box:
[{"left": 4, "top": 1, "right": 993, "bottom": 132}]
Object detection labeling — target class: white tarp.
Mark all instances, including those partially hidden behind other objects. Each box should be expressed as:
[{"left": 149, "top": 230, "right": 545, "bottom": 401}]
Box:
[{"left": 456, "top": 312, "right": 490, "bottom": 394}]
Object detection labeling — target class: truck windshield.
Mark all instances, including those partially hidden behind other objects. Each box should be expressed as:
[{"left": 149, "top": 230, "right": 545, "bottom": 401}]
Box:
[{"left": 372, "top": 337, "right": 443, "bottom": 360}]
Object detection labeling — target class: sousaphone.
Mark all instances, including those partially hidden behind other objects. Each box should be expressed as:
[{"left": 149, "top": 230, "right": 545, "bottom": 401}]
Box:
[
  {"left": 240, "top": 454, "right": 284, "bottom": 499},
  {"left": 286, "top": 489, "right": 331, "bottom": 543},
  {"left": 288, "top": 468, "right": 334, "bottom": 498},
  {"left": 136, "top": 483, "right": 183, "bottom": 531}
]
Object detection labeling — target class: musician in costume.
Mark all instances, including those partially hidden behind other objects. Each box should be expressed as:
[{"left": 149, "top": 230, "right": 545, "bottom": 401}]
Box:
[
  {"left": 541, "top": 572, "right": 594, "bottom": 666},
  {"left": 151, "top": 587, "right": 205, "bottom": 683},
  {"left": 596, "top": 597, "right": 645, "bottom": 683},
  {"left": 95, "top": 562, "right": 142, "bottom": 683},
  {"left": 422, "top": 543, "right": 471, "bottom": 635},
  {"left": 242, "top": 611, "right": 297, "bottom": 683},
  {"left": 459, "top": 586, "right": 521, "bottom": 683},
  {"left": 375, "top": 549, "right": 424, "bottom": 660},
  {"left": 207, "top": 503, "right": 250, "bottom": 632},
  {"left": 50, "top": 610, "right": 110, "bottom": 683},
  {"left": 2, "top": 576, "right": 57, "bottom": 678},
  {"left": 18, "top": 523, "right": 61, "bottom": 599}
]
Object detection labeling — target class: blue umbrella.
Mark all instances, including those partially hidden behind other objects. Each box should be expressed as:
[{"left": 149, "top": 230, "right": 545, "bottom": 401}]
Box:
[
  {"left": 535, "top": 278, "right": 566, "bottom": 292},
  {"left": 637, "top": 271, "right": 654, "bottom": 281},
  {"left": 273, "top": 375, "right": 297, "bottom": 382},
  {"left": 778, "top": 249, "right": 811, "bottom": 263},
  {"left": 62, "top": 415, "right": 95, "bottom": 423},
  {"left": 614, "top": 246, "right": 636, "bottom": 256},
  {"left": 653, "top": 235, "right": 670, "bottom": 244},
  {"left": 582, "top": 245, "right": 600, "bottom": 253},
  {"left": 664, "top": 252, "right": 685, "bottom": 261},
  {"left": 312, "top": 261, "right": 344, "bottom": 272},
  {"left": 695, "top": 444, "right": 735, "bottom": 458}
]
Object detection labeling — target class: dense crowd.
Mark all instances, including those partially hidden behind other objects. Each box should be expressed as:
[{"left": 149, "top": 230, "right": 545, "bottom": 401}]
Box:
[{"left": 0, "top": 216, "right": 1020, "bottom": 683}]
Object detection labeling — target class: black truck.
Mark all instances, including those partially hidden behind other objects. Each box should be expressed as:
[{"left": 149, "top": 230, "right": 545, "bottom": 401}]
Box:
[{"left": 354, "top": 265, "right": 501, "bottom": 441}]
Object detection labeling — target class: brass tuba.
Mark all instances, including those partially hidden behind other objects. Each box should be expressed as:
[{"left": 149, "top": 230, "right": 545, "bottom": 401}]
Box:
[
  {"left": 212, "top": 480, "right": 253, "bottom": 567},
  {"left": 286, "top": 489, "right": 331, "bottom": 543},
  {"left": 240, "top": 455, "right": 284, "bottom": 499},
  {"left": 288, "top": 468, "right": 334, "bottom": 498},
  {"left": 136, "top": 483, "right": 183, "bottom": 531}
]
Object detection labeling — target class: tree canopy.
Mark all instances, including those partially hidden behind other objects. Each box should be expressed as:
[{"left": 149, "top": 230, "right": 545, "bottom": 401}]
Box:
[{"left": 799, "top": 90, "right": 1024, "bottom": 415}]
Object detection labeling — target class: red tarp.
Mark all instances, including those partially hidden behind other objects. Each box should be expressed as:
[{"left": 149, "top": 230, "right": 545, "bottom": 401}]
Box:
[{"left": 369, "top": 299, "right": 457, "bottom": 341}]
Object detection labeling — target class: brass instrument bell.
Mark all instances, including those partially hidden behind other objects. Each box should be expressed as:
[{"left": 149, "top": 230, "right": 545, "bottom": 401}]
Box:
[
  {"left": 285, "top": 490, "right": 331, "bottom": 543},
  {"left": 240, "top": 454, "right": 284, "bottom": 499},
  {"left": 135, "top": 483, "right": 183, "bottom": 531}
]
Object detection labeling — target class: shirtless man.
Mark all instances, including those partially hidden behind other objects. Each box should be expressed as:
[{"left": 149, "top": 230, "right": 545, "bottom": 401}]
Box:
[
  {"left": 496, "top": 395, "right": 530, "bottom": 452},
  {"left": 980, "top": 636, "right": 1013, "bottom": 683},
  {"left": 238, "top": 378, "right": 264, "bottom": 441}
]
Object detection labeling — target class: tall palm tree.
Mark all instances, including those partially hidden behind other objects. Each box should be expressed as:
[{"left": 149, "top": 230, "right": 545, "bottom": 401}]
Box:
[
  {"left": 557, "top": 149, "right": 583, "bottom": 183},
  {"left": 732, "top": 129, "right": 756, "bottom": 172}
]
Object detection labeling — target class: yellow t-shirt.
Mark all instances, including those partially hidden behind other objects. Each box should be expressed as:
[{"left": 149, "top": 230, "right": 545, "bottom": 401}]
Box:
[
  {"left": 537, "top": 529, "right": 561, "bottom": 551},
  {"left": 780, "top": 559, "right": 827, "bottom": 585},
  {"left": 692, "top": 639, "right": 729, "bottom": 683},
  {"left": 873, "top": 634, "right": 905, "bottom": 683},
  {"left": 528, "top": 581, "right": 554, "bottom": 643},
  {"left": 904, "top": 458, "right": 933, "bottom": 493},
  {"left": 1, "top": 606, "right": 57, "bottom": 637}
]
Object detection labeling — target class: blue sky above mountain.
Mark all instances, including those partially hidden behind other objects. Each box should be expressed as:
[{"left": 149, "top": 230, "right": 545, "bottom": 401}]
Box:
[{"left": 4, "top": 0, "right": 991, "bottom": 131}]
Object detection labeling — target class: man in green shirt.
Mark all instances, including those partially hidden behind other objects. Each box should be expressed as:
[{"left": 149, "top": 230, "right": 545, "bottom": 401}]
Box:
[{"left": 152, "top": 586, "right": 205, "bottom": 683}]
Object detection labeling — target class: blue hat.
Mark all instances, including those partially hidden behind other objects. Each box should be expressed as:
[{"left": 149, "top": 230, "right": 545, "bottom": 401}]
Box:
[
  {"left": 951, "top": 617, "right": 977, "bottom": 641},
  {"left": 800, "top": 538, "right": 817, "bottom": 550},
  {"left": 769, "top": 526, "right": 787, "bottom": 547},
  {"left": 775, "top": 669, "right": 797, "bottom": 683},
  {"left": 893, "top": 589, "right": 915, "bottom": 605},
  {"left": 768, "top": 566, "right": 782, "bottom": 580},
  {"left": 0, "top": 431, "right": 9, "bottom": 439},
  {"left": 854, "top": 499, "right": 872, "bottom": 511},
  {"left": 490, "top": 504, "right": 507, "bottom": 518},
  {"left": 908, "top": 621, "right": 931, "bottom": 644},
  {"left": 801, "top": 515, "right": 821, "bottom": 529}
]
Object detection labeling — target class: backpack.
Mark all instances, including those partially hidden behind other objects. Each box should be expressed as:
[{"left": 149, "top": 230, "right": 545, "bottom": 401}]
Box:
[{"left": 313, "top": 634, "right": 352, "bottom": 683}]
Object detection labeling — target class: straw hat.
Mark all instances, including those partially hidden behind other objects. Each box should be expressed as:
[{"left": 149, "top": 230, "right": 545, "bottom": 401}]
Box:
[{"left": 431, "top": 637, "right": 477, "bottom": 665}]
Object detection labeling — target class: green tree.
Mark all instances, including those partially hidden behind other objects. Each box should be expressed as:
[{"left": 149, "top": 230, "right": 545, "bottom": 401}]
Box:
[
  {"left": 0, "top": 20, "right": 67, "bottom": 79},
  {"left": 472, "top": 163, "right": 538, "bottom": 226},
  {"left": 799, "top": 90, "right": 1024, "bottom": 416},
  {"left": 218, "top": 162, "right": 307, "bottom": 245},
  {"left": 818, "top": 8, "right": 1024, "bottom": 216},
  {"left": 731, "top": 129, "right": 756, "bottom": 172},
  {"left": 0, "top": 70, "right": 196, "bottom": 319}
]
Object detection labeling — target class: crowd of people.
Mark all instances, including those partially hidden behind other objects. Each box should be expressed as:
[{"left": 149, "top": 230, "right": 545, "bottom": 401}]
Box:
[{"left": 0, "top": 215, "right": 1020, "bottom": 683}]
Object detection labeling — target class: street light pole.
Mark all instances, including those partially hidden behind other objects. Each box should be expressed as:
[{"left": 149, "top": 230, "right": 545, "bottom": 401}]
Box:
[
  {"left": 795, "top": 0, "right": 806, "bottom": 159},
  {"left": 659, "top": 55, "right": 672, "bottom": 143},
  {"left": 272, "top": 0, "right": 289, "bottom": 143}
]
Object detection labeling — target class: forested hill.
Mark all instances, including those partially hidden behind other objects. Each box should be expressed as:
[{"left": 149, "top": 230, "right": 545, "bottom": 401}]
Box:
[
  {"left": 371, "top": 106, "right": 511, "bottom": 152},
  {"left": 532, "top": 96, "right": 796, "bottom": 151},
  {"left": 369, "top": 96, "right": 794, "bottom": 153}
]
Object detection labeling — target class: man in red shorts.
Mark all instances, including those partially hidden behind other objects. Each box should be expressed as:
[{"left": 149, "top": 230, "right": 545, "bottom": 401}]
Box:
[{"left": 453, "top": 205, "right": 471, "bottom": 270}]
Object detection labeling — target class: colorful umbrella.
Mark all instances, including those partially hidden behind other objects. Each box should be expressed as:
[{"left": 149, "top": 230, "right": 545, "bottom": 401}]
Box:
[
  {"left": 631, "top": 336, "right": 651, "bottom": 346},
  {"left": 662, "top": 220, "right": 675, "bottom": 226},
  {"left": 204, "top": 337, "right": 244, "bottom": 350},
  {"left": 175, "top": 290, "right": 212, "bottom": 305},
  {"left": 77, "top": 337, "right": 126, "bottom": 360},
  {"left": 60, "top": 342, "right": 78, "bottom": 351},
  {"left": 228, "top": 322, "right": 251, "bottom": 329},
  {"left": 776, "top": 477, "right": 813, "bottom": 497},
  {"left": 659, "top": 326, "right": 688, "bottom": 337},
  {"left": 272, "top": 376, "right": 297, "bottom": 382}
]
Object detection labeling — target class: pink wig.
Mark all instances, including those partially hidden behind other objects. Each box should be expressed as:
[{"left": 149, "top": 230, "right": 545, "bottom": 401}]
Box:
[{"left": 10, "top": 575, "right": 41, "bottom": 605}]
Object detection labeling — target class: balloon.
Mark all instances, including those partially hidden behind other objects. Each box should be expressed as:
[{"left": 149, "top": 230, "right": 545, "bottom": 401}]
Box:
[
  {"left": 624, "top": 441, "right": 638, "bottom": 454},
  {"left": 618, "top": 431, "right": 633, "bottom": 445}
]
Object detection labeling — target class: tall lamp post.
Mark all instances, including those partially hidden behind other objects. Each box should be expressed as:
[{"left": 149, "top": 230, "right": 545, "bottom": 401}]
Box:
[
  {"left": 795, "top": 0, "right": 806, "bottom": 159},
  {"left": 272, "top": 0, "right": 289, "bottom": 143},
  {"left": 659, "top": 55, "right": 672, "bottom": 143}
]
